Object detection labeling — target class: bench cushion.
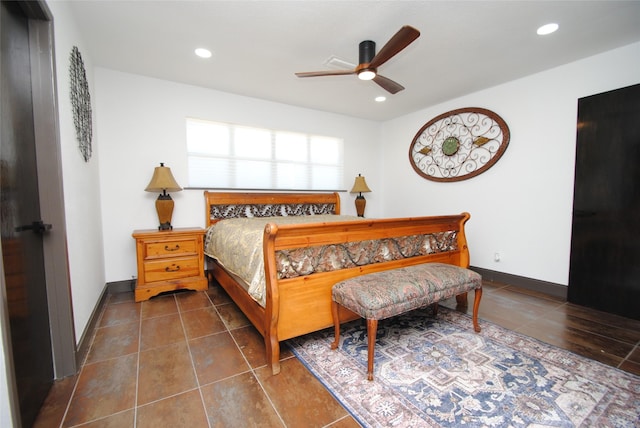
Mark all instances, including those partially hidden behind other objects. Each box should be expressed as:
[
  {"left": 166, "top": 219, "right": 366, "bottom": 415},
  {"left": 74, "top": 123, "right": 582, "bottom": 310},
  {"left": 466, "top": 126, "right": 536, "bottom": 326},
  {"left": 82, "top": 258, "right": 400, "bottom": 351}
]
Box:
[{"left": 332, "top": 263, "right": 482, "bottom": 320}]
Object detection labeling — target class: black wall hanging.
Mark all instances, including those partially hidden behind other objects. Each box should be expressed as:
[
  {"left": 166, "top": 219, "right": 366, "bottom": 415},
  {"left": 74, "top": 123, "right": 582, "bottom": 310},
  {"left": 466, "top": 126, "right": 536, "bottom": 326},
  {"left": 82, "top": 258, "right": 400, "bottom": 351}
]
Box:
[{"left": 69, "top": 46, "right": 93, "bottom": 162}]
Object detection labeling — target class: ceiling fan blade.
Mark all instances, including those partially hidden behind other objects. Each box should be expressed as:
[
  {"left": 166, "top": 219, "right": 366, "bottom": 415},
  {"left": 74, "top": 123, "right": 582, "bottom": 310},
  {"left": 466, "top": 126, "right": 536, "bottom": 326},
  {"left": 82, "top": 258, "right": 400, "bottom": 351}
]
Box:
[
  {"left": 373, "top": 74, "right": 405, "bottom": 94},
  {"left": 295, "top": 69, "right": 356, "bottom": 78},
  {"left": 369, "top": 25, "right": 420, "bottom": 69}
]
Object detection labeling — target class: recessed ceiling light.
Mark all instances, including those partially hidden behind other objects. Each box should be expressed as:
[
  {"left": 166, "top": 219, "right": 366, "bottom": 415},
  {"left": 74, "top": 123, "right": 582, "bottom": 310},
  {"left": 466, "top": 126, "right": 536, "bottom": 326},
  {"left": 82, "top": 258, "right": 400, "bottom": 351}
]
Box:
[
  {"left": 537, "top": 23, "right": 559, "bottom": 36},
  {"left": 375, "top": 96, "right": 386, "bottom": 102},
  {"left": 195, "top": 48, "right": 212, "bottom": 58}
]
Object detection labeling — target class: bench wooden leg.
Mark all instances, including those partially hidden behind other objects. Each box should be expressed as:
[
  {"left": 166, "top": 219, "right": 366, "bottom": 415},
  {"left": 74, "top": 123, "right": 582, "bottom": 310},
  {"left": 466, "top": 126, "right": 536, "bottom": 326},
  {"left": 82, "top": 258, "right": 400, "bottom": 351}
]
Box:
[
  {"left": 456, "top": 291, "right": 468, "bottom": 307},
  {"left": 331, "top": 300, "right": 340, "bottom": 350},
  {"left": 366, "top": 318, "right": 378, "bottom": 381},
  {"left": 472, "top": 287, "right": 482, "bottom": 333}
]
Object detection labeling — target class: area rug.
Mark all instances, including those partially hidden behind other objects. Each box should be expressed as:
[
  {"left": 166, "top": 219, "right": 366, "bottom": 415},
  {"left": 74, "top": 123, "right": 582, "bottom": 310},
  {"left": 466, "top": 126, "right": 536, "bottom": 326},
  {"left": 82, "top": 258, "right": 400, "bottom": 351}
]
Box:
[{"left": 287, "top": 306, "right": 640, "bottom": 427}]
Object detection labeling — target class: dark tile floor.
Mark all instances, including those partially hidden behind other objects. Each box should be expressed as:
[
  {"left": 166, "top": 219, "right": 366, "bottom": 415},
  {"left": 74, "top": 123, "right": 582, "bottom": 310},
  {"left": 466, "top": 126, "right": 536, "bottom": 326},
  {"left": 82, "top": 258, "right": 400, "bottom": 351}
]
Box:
[{"left": 34, "top": 280, "right": 640, "bottom": 427}]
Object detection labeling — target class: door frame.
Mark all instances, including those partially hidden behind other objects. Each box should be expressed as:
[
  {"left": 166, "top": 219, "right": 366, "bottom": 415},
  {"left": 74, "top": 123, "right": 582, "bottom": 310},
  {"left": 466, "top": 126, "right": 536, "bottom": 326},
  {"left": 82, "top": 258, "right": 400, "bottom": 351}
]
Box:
[{"left": 0, "top": 0, "right": 76, "bottom": 424}]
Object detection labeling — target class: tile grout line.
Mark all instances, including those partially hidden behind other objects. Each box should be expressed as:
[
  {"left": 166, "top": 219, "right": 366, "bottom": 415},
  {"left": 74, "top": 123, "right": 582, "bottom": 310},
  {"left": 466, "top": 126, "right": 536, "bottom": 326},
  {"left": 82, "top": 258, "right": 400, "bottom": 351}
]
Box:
[
  {"left": 204, "top": 288, "right": 268, "bottom": 382},
  {"left": 133, "top": 297, "right": 145, "bottom": 428},
  {"left": 619, "top": 342, "right": 639, "bottom": 370},
  {"left": 56, "top": 292, "right": 113, "bottom": 427},
  {"left": 555, "top": 301, "right": 639, "bottom": 367},
  {"left": 511, "top": 300, "right": 569, "bottom": 334},
  {"left": 178, "top": 294, "right": 213, "bottom": 428},
  {"left": 496, "top": 299, "right": 635, "bottom": 370},
  {"left": 205, "top": 291, "right": 289, "bottom": 428}
]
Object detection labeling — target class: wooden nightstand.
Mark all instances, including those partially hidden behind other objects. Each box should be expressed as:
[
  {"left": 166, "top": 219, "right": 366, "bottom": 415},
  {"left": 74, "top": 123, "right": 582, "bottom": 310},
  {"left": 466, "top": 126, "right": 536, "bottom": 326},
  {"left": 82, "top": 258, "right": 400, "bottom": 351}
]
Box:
[{"left": 132, "top": 227, "right": 208, "bottom": 302}]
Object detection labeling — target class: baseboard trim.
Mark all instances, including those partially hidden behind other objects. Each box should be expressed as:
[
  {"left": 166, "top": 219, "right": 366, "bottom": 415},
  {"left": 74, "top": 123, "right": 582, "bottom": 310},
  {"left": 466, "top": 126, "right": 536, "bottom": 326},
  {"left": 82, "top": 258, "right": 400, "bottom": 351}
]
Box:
[
  {"left": 74, "top": 280, "right": 135, "bottom": 371},
  {"left": 74, "top": 283, "right": 108, "bottom": 370},
  {"left": 470, "top": 266, "right": 567, "bottom": 300},
  {"left": 107, "top": 279, "right": 136, "bottom": 294}
]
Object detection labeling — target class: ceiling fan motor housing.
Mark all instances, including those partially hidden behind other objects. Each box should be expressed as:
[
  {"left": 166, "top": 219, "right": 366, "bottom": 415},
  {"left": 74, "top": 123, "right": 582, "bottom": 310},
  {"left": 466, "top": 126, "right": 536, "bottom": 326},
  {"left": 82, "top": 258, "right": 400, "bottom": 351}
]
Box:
[{"left": 359, "top": 40, "right": 376, "bottom": 64}]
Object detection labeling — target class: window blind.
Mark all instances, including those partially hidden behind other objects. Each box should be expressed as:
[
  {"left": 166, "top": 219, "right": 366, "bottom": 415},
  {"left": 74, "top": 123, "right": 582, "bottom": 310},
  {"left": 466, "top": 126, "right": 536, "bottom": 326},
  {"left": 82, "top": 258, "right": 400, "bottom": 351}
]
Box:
[{"left": 186, "top": 118, "right": 344, "bottom": 190}]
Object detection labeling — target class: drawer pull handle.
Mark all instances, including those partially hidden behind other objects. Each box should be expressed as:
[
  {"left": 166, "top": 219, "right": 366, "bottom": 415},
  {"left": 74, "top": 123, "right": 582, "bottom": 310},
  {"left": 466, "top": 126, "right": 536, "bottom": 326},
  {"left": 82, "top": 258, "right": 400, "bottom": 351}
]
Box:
[
  {"left": 165, "top": 244, "right": 180, "bottom": 251},
  {"left": 165, "top": 265, "right": 180, "bottom": 272}
]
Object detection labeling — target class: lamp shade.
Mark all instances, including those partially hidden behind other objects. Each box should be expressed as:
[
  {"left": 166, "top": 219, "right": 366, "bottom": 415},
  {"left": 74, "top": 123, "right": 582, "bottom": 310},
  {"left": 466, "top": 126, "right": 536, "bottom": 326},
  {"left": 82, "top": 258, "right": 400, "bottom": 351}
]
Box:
[
  {"left": 145, "top": 163, "right": 182, "bottom": 193},
  {"left": 350, "top": 174, "right": 371, "bottom": 194}
]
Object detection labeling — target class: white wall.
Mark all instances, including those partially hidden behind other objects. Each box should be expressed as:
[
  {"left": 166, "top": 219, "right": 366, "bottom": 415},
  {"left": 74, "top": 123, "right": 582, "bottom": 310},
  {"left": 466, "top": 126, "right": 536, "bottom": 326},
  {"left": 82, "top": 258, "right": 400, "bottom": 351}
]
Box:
[
  {"left": 47, "top": 1, "right": 106, "bottom": 342},
  {"left": 93, "top": 69, "right": 382, "bottom": 282},
  {"left": 380, "top": 41, "right": 640, "bottom": 286}
]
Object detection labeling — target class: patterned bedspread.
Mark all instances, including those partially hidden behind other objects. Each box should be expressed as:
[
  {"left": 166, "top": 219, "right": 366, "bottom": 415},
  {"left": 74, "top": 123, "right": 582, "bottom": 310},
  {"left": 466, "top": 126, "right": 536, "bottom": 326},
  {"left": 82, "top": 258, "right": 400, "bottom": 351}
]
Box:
[{"left": 204, "top": 215, "right": 360, "bottom": 307}]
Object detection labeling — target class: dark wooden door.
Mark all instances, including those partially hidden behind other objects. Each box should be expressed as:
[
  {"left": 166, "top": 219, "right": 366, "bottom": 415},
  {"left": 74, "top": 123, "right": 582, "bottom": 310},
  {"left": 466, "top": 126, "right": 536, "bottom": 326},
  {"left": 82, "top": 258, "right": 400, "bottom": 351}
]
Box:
[
  {"left": 1, "top": 1, "right": 54, "bottom": 425},
  {"left": 568, "top": 83, "right": 640, "bottom": 320}
]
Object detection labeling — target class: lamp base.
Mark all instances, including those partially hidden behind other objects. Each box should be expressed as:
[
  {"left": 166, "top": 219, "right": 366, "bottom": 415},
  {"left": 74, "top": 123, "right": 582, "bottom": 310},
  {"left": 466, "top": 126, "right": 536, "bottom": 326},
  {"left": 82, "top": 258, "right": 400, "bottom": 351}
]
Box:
[
  {"left": 158, "top": 222, "right": 173, "bottom": 231},
  {"left": 156, "top": 194, "right": 174, "bottom": 230},
  {"left": 355, "top": 195, "right": 366, "bottom": 217}
]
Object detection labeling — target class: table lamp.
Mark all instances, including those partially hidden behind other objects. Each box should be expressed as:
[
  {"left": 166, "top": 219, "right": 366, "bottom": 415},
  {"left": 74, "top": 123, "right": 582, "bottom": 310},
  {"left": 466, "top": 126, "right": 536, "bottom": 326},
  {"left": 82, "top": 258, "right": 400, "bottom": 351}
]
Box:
[
  {"left": 145, "top": 163, "right": 182, "bottom": 230},
  {"left": 350, "top": 174, "right": 371, "bottom": 217}
]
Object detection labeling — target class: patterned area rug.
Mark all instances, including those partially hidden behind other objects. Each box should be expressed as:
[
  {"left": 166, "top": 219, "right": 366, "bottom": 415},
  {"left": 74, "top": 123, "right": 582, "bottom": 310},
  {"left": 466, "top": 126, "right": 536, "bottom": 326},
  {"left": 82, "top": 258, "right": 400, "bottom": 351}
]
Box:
[{"left": 287, "top": 307, "right": 640, "bottom": 427}]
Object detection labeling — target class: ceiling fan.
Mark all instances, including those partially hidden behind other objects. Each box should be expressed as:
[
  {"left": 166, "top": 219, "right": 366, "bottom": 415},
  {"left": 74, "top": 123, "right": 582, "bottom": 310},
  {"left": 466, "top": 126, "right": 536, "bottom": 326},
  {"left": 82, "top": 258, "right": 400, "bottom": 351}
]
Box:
[{"left": 295, "top": 25, "right": 420, "bottom": 94}]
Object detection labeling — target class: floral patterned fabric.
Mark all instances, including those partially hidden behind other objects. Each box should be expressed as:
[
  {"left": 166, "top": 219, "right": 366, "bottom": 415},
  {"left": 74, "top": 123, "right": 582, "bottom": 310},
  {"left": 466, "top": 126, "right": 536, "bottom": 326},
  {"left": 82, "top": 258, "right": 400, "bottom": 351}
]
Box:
[
  {"left": 332, "top": 263, "right": 482, "bottom": 320},
  {"left": 276, "top": 231, "right": 458, "bottom": 279}
]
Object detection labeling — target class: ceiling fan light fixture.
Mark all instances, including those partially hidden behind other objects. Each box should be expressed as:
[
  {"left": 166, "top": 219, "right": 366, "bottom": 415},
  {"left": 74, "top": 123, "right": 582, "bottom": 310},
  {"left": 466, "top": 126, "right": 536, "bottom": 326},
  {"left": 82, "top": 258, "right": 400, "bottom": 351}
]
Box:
[
  {"left": 195, "top": 48, "right": 212, "bottom": 58},
  {"left": 537, "top": 23, "right": 558, "bottom": 35},
  {"left": 358, "top": 69, "right": 376, "bottom": 81}
]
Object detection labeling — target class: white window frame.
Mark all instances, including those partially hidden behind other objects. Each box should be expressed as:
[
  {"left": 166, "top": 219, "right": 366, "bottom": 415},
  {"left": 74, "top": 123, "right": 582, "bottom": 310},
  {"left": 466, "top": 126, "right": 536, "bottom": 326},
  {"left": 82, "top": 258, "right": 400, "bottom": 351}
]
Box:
[{"left": 186, "top": 118, "right": 344, "bottom": 191}]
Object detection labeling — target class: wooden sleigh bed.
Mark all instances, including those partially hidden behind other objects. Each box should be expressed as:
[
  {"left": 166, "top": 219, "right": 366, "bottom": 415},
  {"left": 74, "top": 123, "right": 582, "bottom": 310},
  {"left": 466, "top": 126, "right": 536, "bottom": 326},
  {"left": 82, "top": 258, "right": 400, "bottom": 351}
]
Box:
[{"left": 203, "top": 191, "right": 473, "bottom": 375}]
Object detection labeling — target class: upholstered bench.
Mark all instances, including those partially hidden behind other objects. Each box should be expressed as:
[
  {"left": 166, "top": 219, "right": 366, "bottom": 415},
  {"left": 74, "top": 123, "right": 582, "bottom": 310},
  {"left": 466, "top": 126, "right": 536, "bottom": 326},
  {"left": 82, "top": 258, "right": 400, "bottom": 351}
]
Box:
[{"left": 331, "top": 262, "right": 482, "bottom": 380}]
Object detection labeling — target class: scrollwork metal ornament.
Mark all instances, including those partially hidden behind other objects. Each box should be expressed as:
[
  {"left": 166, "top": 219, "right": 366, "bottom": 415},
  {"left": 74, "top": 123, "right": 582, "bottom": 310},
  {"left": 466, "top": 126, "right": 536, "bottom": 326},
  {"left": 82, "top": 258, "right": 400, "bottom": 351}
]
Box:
[
  {"left": 409, "top": 107, "right": 510, "bottom": 182},
  {"left": 69, "top": 46, "right": 93, "bottom": 162}
]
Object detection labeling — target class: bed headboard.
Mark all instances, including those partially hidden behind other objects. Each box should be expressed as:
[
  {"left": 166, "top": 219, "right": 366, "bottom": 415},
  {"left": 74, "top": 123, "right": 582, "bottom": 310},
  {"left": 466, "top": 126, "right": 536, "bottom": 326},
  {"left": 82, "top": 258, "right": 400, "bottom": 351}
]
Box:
[{"left": 204, "top": 191, "right": 341, "bottom": 227}]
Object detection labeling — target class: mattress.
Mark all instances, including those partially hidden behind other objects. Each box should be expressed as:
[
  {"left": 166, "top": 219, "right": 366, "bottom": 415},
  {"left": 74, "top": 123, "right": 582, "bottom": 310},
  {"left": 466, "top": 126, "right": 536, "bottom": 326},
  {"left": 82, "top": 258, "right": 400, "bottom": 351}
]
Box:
[{"left": 204, "top": 214, "right": 359, "bottom": 307}]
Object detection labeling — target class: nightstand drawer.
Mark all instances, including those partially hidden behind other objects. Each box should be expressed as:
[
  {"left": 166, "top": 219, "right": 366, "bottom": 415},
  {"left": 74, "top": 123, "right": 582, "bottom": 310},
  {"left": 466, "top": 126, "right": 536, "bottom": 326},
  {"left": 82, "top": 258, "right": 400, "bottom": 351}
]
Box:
[
  {"left": 144, "top": 256, "right": 201, "bottom": 282},
  {"left": 144, "top": 239, "right": 197, "bottom": 259}
]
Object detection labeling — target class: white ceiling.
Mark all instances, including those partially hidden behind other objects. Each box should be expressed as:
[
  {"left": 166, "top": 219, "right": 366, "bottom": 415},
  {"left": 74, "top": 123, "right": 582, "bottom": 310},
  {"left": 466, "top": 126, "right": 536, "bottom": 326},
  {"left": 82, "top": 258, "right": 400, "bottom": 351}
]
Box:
[{"left": 65, "top": 1, "right": 640, "bottom": 121}]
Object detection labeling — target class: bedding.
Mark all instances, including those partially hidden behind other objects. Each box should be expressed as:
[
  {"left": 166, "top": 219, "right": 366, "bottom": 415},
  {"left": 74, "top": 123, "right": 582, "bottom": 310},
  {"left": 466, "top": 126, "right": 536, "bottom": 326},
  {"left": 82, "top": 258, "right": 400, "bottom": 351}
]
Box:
[{"left": 204, "top": 214, "right": 360, "bottom": 306}]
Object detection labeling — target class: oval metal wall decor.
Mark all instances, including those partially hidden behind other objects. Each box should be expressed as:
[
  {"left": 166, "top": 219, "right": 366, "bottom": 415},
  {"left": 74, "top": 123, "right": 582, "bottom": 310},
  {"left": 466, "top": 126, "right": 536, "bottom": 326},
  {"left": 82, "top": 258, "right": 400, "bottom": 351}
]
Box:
[{"left": 409, "top": 107, "right": 510, "bottom": 182}]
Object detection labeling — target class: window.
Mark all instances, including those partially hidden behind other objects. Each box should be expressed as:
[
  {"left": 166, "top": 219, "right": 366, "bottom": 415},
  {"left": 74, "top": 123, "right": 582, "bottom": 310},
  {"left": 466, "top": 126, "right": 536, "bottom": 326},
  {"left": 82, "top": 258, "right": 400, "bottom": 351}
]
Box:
[{"left": 186, "top": 118, "right": 344, "bottom": 190}]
